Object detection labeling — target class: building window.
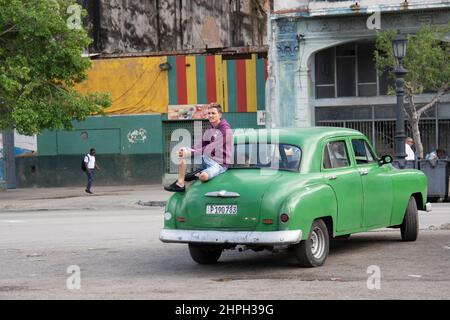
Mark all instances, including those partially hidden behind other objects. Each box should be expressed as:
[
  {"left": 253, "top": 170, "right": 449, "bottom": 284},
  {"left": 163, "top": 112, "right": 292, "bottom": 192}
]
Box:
[
  {"left": 315, "top": 47, "right": 335, "bottom": 99},
  {"left": 315, "top": 42, "right": 394, "bottom": 99},
  {"left": 336, "top": 46, "right": 356, "bottom": 97}
]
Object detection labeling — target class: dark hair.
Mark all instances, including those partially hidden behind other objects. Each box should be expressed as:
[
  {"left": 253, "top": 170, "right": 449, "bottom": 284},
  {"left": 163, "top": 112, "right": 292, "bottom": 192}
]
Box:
[
  {"left": 90, "top": 148, "right": 96, "bottom": 154},
  {"left": 208, "top": 103, "right": 222, "bottom": 114}
]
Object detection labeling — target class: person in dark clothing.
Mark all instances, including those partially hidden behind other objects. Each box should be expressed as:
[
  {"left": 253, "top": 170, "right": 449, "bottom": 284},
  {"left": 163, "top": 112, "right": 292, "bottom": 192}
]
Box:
[{"left": 84, "top": 148, "right": 100, "bottom": 194}]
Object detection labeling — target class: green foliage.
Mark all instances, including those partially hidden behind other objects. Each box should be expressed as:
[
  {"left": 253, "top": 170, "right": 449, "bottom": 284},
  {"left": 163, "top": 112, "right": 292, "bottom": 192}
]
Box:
[
  {"left": 0, "top": 0, "right": 110, "bottom": 135},
  {"left": 375, "top": 24, "right": 450, "bottom": 95}
]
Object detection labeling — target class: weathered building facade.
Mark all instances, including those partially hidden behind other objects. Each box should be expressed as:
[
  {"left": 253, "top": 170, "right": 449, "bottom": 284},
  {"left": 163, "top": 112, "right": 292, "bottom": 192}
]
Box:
[
  {"left": 267, "top": 0, "right": 450, "bottom": 155},
  {"left": 80, "top": 0, "right": 271, "bottom": 53}
]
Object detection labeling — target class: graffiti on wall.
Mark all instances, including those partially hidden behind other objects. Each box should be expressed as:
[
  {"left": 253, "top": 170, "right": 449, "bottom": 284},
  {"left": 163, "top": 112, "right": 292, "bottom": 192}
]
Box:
[{"left": 127, "top": 129, "right": 148, "bottom": 144}]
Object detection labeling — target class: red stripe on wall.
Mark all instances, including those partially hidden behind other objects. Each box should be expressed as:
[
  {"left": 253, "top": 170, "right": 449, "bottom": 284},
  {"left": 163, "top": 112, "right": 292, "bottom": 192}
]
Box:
[
  {"left": 205, "top": 56, "right": 217, "bottom": 103},
  {"left": 235, "top": 59, "right": 247, "bottom": 112},
  {"left": 176, "top": 56, "right": 188, "bottom": 104},
  {"left": 264, "top": 59, "right": 268, "bottom": 81}
]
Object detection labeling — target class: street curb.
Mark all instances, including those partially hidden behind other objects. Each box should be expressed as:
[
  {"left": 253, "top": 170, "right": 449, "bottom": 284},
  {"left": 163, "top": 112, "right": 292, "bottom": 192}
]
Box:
[{"left": 137, "top": 200, "right": 167, "bottom": 207}]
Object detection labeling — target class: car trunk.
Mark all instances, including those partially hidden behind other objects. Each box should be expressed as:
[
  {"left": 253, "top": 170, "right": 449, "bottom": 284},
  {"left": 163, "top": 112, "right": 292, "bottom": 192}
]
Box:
[{"left": 182, "top": 169, "right": 282, "bottom": 230}]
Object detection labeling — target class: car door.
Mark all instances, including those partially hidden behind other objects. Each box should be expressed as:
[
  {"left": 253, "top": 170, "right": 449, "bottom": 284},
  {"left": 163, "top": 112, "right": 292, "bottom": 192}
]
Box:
[
  {"left": 350, "top": 138, "right": 393, "bottom": 228},
  {"left": 322, "top": 139, "right": 364, "bottom": 232}
]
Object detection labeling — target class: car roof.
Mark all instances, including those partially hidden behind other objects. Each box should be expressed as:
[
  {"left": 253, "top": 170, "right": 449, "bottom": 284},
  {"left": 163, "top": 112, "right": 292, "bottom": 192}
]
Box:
[{"left": 233, "top": 127, "right": 363, "bottom": 147}]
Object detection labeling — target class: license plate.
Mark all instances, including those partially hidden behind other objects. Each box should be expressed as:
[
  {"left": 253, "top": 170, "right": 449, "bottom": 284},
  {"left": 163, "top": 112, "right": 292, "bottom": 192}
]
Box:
[{"left": 206, "top": 205, "right": 238, "bottom": 215}]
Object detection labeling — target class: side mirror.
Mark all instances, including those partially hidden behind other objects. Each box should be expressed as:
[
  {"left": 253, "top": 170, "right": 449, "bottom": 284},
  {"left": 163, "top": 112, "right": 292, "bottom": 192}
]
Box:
[{"left": 378, "top": 155, "right": 393, "bottom": 166}]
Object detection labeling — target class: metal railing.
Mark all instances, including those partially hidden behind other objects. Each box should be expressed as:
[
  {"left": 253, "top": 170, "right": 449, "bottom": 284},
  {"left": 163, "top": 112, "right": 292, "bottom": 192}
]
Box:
[{"left": 317, "top": 119, "right": 450, "bottom": 158}]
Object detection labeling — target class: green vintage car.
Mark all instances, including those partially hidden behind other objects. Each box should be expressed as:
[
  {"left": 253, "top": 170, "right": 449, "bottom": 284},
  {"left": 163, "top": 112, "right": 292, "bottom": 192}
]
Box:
[{"left": 160, "top": 127, "right": 431, "bottom": 267}]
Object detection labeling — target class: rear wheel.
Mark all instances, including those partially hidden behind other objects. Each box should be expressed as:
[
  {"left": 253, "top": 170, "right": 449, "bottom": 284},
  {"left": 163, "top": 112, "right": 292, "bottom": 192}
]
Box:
[
  {"left": 401, "top": 197, "right": 419, "bottom": 241},
  {"left": 294, "top": 219, "right": 329, "bottom": 267},
  {"left": 188, "top": 244, "right": 223, "bottom": 264}
]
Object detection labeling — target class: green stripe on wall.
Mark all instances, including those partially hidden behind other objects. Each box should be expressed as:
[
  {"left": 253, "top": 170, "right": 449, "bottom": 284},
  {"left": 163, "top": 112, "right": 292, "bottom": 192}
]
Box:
[
  {"left": 256, "top": 58, "right": 266, "bottom": 111},
  {"left": 168, "top": 56, "right": 178, "bottom": 105},
  {"left": 224, "top": 112, "right": 260, "bottom": 129},
  {"left": 196, "top": 56, "right": 207, "bottom": 104},
  {"left": 226, "top": 60, "right": 237, "bottom": 113}
]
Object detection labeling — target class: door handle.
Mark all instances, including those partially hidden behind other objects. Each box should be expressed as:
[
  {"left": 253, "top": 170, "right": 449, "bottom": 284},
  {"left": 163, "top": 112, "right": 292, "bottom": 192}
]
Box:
[
  {"left": 360, "top": 170, "right": 368, "bottom": 176},
  {"left": 327, "top": 175, "right": 338, "bottom": 180}
]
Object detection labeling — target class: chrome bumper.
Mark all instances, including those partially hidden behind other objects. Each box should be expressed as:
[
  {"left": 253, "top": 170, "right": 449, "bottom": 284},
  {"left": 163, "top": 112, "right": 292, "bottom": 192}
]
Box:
[
  {"left": 425, "top": 202, "right": 432, "bottom": 212},
  {"left": 159, "top": 229, "right": 303, "bottom": 245}
]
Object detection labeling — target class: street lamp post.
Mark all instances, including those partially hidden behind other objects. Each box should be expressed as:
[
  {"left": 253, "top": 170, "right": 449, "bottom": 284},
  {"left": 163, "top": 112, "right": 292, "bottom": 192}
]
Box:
[{"left": 392, "top": 32, "right": 408, "bottom": 160}]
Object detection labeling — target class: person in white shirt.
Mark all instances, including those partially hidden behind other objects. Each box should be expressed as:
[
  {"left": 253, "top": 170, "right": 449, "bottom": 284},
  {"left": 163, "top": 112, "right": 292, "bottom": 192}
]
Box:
[
  {"left": 405, "top": 137, "right": 415, "bottom": 160},
  {"left": 84, "top": 148, "right": 100, "bottom": 194}
]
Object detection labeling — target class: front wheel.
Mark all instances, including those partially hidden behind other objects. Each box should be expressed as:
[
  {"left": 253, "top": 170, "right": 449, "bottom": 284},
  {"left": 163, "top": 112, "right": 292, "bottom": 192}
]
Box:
[
  {"left": 188, "top": 244, "right": 223, "bottom": 264},
  {"left": 400, "top": 197, "right": 419, "bottom": 241},
  {"left": 294, "top": 219, "right": 329, "bottom": 267}
]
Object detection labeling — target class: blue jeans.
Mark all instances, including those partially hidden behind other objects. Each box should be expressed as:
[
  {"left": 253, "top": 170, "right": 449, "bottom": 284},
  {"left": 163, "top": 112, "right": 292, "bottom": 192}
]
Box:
[
  {"left": 86, "top": 169, "right": 94, "bottom": 191},
  {"left": 199, "top": 156, "right": 227, "bottom": 180}
]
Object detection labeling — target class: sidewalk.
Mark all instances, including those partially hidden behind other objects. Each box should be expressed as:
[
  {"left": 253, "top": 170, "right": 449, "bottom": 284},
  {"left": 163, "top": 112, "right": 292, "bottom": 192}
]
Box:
[{"left": 0, "top": 185, "right": 171, "bottom": 212}]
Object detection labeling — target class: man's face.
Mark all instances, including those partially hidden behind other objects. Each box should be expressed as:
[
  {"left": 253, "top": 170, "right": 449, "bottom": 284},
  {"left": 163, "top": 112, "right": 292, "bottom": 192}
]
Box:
[{"left": 207, "top": 107, "right": 221, "bottom": 124}]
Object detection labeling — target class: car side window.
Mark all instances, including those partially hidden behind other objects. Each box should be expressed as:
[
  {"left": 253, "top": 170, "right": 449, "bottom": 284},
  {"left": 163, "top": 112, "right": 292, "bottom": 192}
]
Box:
[
  {"left": 323, "top": 141, "right": 350, "bottom": 169},
  {"left": 352, "top": 139, "right": 376, "bottom": 165}
]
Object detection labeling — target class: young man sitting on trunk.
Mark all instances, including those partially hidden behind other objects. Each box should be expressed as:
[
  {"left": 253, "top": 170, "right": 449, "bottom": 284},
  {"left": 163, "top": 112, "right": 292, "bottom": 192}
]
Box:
[{"left": 164, "top": 103, "right": 233, "bottom": 193}]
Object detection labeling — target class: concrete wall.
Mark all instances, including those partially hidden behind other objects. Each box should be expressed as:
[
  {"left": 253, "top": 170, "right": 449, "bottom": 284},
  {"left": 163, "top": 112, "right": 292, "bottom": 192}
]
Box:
[
  {"left": 16, "top": 115, "right": 164, "bottom": 187},
  {"left": 37, "top": 115, "right": 163, "bottom": 155},
  {"left": 81, "top": 0, "right": 270, "bottom": 53}
]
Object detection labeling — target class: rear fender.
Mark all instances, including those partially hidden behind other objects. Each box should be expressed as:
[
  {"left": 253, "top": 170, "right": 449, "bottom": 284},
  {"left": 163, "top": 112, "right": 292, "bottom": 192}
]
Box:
[
  {"left": 279, "top": 184, "right": 337, "bottom": 240},
  {"left": 164, "top": 193, "right": 184, "bottom": 229},
  {"left": 390, "top": 170, "right": 427, "bottom": 226}
]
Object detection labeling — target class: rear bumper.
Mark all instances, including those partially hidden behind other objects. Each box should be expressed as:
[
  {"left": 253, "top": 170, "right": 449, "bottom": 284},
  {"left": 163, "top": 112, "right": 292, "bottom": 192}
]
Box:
[{"left": 159, "top": 229, "right": 303, "bottom": 245}]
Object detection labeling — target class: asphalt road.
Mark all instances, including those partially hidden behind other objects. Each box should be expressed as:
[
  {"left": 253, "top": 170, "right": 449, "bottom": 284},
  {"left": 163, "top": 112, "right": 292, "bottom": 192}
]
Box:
[{"left": 1, "top": 198, "right": 449, "bottom": 300}]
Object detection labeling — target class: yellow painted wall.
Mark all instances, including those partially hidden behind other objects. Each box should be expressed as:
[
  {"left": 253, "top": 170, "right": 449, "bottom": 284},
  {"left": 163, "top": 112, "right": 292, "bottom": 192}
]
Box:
[{"left": 76, "top": 57, "right": 168, "bottom": 114}]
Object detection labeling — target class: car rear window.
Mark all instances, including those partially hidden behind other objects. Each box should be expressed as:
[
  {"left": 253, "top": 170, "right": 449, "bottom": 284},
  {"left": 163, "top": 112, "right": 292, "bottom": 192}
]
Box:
[{"left": 230, "top": 143, "right": 301, "bottom": 171}]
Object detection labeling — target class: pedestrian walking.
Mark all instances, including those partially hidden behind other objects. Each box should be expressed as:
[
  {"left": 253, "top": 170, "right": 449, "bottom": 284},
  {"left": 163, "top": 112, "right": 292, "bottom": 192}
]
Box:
[{"left": 84, "top": 148, "right": 100, "bottom": 194}]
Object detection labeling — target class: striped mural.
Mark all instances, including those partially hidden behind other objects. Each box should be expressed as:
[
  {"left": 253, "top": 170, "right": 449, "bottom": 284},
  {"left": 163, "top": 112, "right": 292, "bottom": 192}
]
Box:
[{"left": 168, "top": 54, "right": 268, "bottom": 112}]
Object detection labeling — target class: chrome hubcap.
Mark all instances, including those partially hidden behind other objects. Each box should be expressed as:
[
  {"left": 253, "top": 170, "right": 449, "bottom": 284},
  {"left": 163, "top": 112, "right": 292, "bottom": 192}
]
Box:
[{"left": 310, "top": 227, "right": 325, "bottom": 259}]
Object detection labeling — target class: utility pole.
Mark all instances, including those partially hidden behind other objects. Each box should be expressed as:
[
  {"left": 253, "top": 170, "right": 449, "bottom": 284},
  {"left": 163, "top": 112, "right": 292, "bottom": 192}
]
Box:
[
  {"left": 0, "top": 138, "right": 4, "bottom": 190},
  {"left": 2, "top": 130, "right": 16, "bottom": 189}
]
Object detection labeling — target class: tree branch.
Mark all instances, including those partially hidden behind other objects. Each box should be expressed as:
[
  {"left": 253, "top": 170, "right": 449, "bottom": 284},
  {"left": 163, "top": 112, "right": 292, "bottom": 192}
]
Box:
[
  {"left": 0, "top": 25, "right": 19, "bottom": 37},
  {"left": 417, "top": 85, "right": 449, "bottom": 117}
]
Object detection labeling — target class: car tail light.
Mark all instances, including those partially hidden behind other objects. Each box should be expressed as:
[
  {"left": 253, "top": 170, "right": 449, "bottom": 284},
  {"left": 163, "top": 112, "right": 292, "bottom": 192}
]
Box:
[
  {"left": 262, "top": 218, "right": 274, "bottom": 225},
  {"left": 177, "top": 217, "right": 185, "bottom": 222},
  {"left": 280, "top": 214, "right": 289, "bottom": 223}
]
